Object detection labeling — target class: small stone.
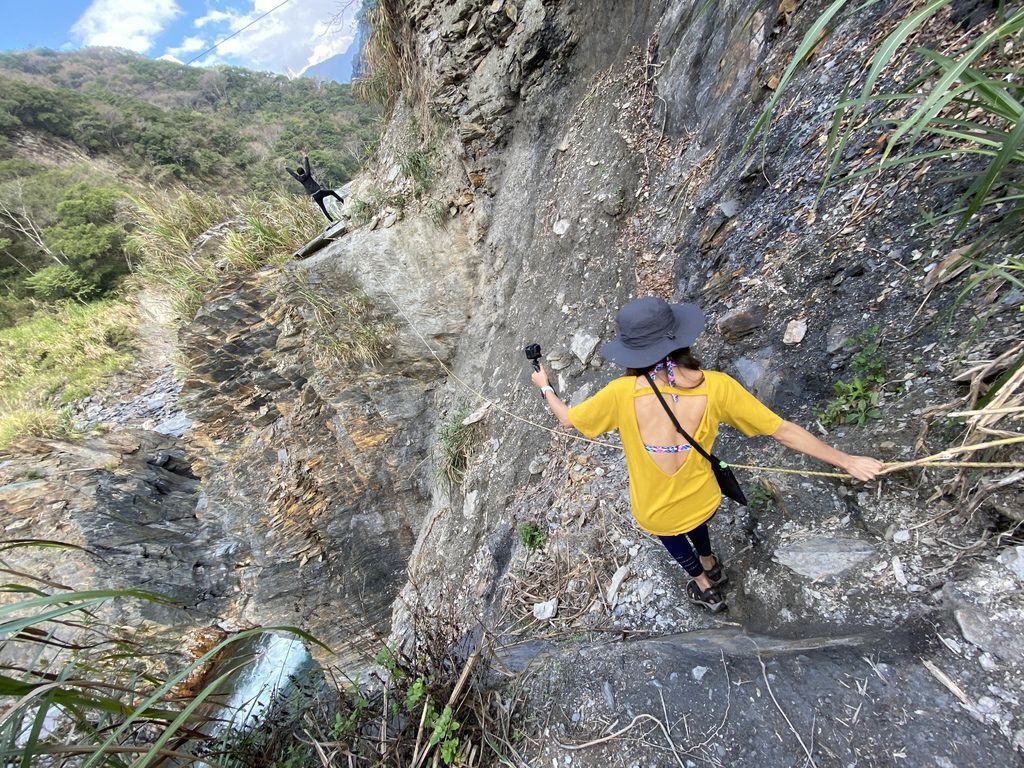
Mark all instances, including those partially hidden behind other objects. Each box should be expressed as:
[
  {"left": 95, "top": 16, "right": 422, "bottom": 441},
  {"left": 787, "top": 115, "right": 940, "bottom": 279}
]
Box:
[
  {"left": 547, "top": 352, "right": 572, "bottom": 371},
  {"left": 892, "top": 556, "right": 907, "bottom": 585},
  {"left": 602, "top": 680, "right": 615, "bottom": 710},
  {"left": 553, "top": 219, "right": 570, "bottom": 236},
  {"left": 691, "top": 666, "right": 709, "bottom": 682},
  {"left": 979, "top": 652, "right": 1000, "bottom": 672},
  {"left": 783, "top": 318, "right": 807, "bottom": 345},
  {"left": 997, "top": 546, "right": 1024, "bottom": 581},
  {"left": 956, "top": 607, "right": 1024, "bottom": 661},
  {"left": 826, "top": 323, "right": 848, "bottom": 354},
  {"left": 461, "top": 403, "right": 490, "bottom": 426},
  {"left": 154, "top": 413, "right": 192, "bottom": 438},
  {"left": 528, "top": 454, "right": 548, "bottom": 474},
  {"left": 893, "top": 529, "right": 911, "bottom": 544},
  {"left": 606, "top": 564, "right": 630, "bottom": 606},
  {"left": 533, "top": 598, "right": 559, "bottom": 620},
  {"left": 719, "top": 199, "right": 739, "bottom": 218},
  {"left": 718, "top": 306, "right": 765, "bottom": 342},
  {"left": 636, "top": 580, "right": 655, "bottom": 603},
  {"left": 570, "top": 331, "right": 601, "bottom": 365}
]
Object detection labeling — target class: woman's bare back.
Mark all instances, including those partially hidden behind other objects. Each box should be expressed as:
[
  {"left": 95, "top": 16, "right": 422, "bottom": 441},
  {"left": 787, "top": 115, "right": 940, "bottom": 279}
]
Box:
[{"left": 633, "top": 369, "right": 707, "bottom": 475}]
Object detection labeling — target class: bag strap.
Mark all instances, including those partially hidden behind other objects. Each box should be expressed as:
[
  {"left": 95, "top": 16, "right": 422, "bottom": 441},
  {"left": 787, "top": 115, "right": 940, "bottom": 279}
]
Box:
[{"left": 643, "top": 372, "right": 725, "bottom": 469}]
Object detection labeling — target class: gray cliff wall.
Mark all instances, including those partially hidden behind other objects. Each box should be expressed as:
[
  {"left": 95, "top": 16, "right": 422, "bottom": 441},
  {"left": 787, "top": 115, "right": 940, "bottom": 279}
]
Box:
[{"left": 358, "top": 0, "right": 1021, "bottom": 647}]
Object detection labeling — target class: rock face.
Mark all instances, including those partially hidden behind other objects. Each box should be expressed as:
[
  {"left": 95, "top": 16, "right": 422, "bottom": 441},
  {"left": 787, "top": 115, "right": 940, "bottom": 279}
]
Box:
[
  {"left": 0, "top": 431, "right": 236, "bottom": 627},
  {"left": 173, "top": 217, "right": 477, "bottom": 654}
]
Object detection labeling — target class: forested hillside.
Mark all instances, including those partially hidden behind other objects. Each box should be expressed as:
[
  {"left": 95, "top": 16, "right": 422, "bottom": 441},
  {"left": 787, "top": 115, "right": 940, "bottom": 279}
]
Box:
[
  {"left": 0, "top": 47, "right": 378, "bottom": 446},
  {"left": 0, "top": 47, "right": 378, "bottom": 323}
]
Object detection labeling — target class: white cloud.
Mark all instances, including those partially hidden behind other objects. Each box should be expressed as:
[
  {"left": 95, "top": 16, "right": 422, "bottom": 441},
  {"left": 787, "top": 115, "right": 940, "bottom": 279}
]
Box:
[
  {"left": 194, "top": 10, "right": 240, "bottom": 29},
  {"left": 71, "top": 0, "right": 182, "bottom": 54},
  {"left": 188, "top": 0, "right": 360, "bottom": 77},
  {"left": 165, "top": 35, "right": 208, "bottom": 58}
]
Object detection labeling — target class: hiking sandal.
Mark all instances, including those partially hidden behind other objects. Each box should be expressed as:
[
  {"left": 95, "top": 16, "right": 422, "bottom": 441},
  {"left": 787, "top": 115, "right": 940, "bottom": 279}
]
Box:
[
  {"left": 686, "top": 580, "right": 727, "bottom": 613},
  {"left": 704, "top": 554, "right": 727, "bottom": 587}
]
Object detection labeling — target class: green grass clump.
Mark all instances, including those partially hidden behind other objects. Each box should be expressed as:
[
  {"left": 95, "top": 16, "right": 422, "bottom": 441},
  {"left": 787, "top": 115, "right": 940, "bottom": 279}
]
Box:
[
  {"left": 517, "top": 522, "right": 548, "bottom": 551},
  {"left": 401, "top": 147, "right": 437, "bottom": 198},
  {"left": 127, "top": 187, "right": 323, "bottom": 320},
  {"left": 285, "top": 271, "right": 397, "bottom": 366},
  {"left": 0, "top": 300, "right": 136, "bottom": 447},
  {"left": 746, "top": 482, "right": 776, "bottom": 514},
  {"left": 436, "top": 406, "right": 476, "bottom": 488},
  {"left": 818, "top": 325, "right": 888, "bottom": 427}
]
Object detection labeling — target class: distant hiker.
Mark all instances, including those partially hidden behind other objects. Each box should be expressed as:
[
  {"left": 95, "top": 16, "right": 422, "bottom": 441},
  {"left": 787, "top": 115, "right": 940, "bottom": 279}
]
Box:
[
  {"left": 531, "top": 297, "right": 883, "bottom": 613},
  {"left": 287, "top": 155, "right": 343, "bottom": 222}
]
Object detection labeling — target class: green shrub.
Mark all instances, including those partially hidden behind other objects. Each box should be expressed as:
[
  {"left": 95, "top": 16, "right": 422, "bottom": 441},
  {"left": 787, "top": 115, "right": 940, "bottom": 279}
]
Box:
[{"left": 23, "top": 264, "right": 98, "bottom": 302}]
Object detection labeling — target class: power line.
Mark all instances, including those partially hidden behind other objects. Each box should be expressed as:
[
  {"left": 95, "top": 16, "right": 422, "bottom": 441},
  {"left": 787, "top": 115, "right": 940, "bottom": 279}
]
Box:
[{"left": 186, "top": 0, "right": 293, "bottom": 66}]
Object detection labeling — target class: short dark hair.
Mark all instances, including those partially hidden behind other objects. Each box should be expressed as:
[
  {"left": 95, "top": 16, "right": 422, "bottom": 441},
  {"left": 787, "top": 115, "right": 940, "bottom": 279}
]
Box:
[{"left": 626, "top": 347, "right": 701, "bottom": 376}]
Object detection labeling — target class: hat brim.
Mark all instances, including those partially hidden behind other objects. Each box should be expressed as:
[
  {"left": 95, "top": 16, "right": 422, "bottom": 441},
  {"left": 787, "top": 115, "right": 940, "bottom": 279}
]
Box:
[{"left": 601, "top": 303, "right": 705, "bottom": 368}]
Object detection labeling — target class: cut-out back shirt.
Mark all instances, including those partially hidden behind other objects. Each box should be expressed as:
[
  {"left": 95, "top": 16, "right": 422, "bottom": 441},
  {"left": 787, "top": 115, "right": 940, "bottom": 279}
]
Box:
[{"left": 567, "top": 370, "right": 782, "bottom": 536}]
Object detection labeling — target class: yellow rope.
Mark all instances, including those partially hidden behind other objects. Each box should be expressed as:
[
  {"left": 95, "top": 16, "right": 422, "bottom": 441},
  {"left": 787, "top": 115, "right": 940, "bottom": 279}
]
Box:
[{"left": 368, "top": 276, "right": 1024, "bottom": 480}]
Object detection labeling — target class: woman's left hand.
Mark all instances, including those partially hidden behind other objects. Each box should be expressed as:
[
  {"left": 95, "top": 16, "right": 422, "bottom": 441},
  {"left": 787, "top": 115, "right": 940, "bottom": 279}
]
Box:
[{"left": 843, "top": 455, "right": 885, "bottom": 481}]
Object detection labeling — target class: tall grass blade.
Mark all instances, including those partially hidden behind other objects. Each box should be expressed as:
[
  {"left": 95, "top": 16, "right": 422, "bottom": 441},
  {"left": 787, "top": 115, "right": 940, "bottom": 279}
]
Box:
[
  {"left": 742, "top": 0, "right": 853, "bottom": 157},
  {"left": 882, "top": 9, "right": 1024, "bottom": 161}
]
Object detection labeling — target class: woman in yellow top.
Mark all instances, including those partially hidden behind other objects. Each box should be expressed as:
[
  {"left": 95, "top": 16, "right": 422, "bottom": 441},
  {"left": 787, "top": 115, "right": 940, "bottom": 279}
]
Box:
[{"left": 531, "top": 297, "right": 883, "bottom": 612}]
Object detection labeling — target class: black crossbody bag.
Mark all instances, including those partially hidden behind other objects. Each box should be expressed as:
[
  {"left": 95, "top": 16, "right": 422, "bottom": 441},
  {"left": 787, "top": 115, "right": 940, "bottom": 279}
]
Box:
[{"left": 643, "top": 372, "right": 747, "bottom": 506}]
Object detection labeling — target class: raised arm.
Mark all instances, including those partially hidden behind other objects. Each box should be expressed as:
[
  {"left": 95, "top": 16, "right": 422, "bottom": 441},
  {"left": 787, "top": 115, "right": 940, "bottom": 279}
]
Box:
[
  {"left": 771, "top": 420, "right": 883, "bottom": 481},
  {"left": 303, "top": 155, "right": 311, "bottom": 175},
  {"left": 531, "top": 364, "right": 573, "bottom": 428},
  {"left": 286, "top": 166, "right": 301, "bottom": 181}
]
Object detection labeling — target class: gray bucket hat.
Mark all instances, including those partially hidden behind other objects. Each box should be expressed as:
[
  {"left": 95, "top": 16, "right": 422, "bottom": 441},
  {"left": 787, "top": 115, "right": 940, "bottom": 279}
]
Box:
[{"left": 601, "top": 297, "right": 705, "bottom": 368}]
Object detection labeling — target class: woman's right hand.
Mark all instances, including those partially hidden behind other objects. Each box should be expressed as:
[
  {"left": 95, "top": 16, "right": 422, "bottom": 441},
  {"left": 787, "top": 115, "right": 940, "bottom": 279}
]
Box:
[
  {"left": 843, "top": 455, "right": 885, "bottom": 481},
  {"left": 531, "top": 364, "right": 550, "bottom": 389}
]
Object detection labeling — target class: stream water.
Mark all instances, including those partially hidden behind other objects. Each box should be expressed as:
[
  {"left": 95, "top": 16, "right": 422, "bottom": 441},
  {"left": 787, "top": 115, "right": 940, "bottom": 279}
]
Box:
[{"left": 205, "top": 632, "right": 316, "bottom": 735}]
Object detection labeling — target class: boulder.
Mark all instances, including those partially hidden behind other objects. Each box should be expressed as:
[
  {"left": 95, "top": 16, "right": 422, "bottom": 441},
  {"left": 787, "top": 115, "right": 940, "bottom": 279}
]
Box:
[{"left": 773, "top": 536, "right": 876, "bottom": 579}]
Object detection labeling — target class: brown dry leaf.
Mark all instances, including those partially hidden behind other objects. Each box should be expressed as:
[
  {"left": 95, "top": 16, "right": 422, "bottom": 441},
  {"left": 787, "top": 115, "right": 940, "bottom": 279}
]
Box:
[
  {"left": 923, "top": 246, "right": 971, "bottom": 291},
  {"left": 766, "top": 74, "right": 780, "bottom": 90}
]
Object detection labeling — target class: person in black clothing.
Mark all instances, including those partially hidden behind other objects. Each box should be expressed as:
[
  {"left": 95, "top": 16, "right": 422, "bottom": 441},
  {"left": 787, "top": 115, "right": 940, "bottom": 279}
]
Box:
[{"left": 287, "top": 156, "right": 343, "bottom": 222}]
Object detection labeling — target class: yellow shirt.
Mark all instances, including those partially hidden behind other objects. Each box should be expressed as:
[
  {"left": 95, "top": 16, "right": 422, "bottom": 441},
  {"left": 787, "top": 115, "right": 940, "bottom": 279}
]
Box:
[{"left": 567, "top": 370, "right": 783, "bottom": 536}]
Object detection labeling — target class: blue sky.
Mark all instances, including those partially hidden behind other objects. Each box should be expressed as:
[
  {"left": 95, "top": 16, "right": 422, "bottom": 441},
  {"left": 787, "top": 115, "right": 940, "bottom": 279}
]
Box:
[{"left": 0, "top": 0, "right": 361, "bottom": 77}]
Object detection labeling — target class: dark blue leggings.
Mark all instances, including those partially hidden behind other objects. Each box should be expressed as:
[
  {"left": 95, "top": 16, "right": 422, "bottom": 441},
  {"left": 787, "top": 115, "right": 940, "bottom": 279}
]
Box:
[{"left": 658, "top": 523, "right": 713, "bottom": 577}]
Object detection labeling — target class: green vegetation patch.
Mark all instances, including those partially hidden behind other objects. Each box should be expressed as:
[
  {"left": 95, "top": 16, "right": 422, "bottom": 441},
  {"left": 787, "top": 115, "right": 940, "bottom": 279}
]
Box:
[
  {"left": 517, "top": 522, "right": 548, "bottom": 550},
  {"left": 0, "top": 300, "right": 136, "bottom": 446},
  {"left": 284, "top": 270, "right": 398, "bottom": 366},
  {"left": 127, "top": 188, "right": 322, "bottom": 320},
  {"left": 818, "top": 325, "right": 888, "bottom": 427},
  {"left": 436, "top": 406, "right": 477, "bottom": 488}
]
